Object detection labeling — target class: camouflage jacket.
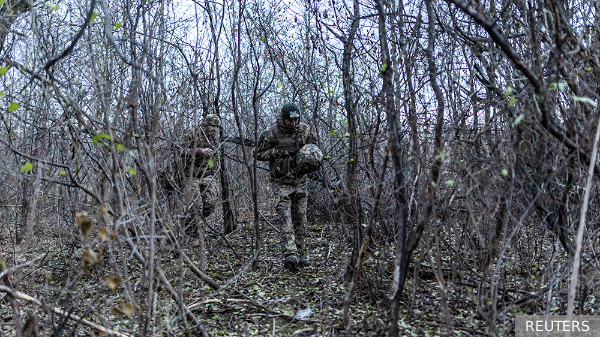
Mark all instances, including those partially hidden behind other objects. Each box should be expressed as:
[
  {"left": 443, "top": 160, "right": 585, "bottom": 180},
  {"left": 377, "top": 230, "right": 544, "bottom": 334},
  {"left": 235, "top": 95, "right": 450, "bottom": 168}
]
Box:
[
  {"left": 256, "top": 114, "right": 317, "bottom": 185},
  {"left": 181, "top": 125, "right": 220, "bottom": 178}
]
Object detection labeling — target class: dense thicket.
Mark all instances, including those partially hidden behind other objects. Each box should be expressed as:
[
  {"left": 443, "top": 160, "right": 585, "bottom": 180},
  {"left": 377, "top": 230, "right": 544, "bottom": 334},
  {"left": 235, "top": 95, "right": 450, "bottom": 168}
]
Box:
[{"left": 1, "top": 0, "right": 599, "bottom": 335}]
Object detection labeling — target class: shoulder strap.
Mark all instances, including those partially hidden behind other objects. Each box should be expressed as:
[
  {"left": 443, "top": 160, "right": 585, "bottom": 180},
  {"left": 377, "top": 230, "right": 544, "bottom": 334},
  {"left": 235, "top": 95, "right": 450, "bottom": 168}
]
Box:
[
  {"left": 272, "top": 124, "right": 285, "bottom": 145},
  {"left": 298, "top": 123, "right": 310, "bottom": 145}
]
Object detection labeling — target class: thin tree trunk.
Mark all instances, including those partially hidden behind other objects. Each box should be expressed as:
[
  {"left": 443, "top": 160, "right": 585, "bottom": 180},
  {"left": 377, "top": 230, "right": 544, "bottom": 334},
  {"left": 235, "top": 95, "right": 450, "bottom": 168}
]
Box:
[
  {"left": 342, "top": 0, "right": 363, "bottom": 282},
  {"left": 372, "top": 0, "right": 409, "bottom": 335},
  {"left": 406, "top": 0, "right": 447, "bottom": 277},
  {"left": 204, "top": 0, "right": 236, "bottom": 234},
  {"left": 342, "top": 150, "right": 389, "bottom": 328},
  {"left": 567, "top": 116, "right": 600, "bottom": 315}
]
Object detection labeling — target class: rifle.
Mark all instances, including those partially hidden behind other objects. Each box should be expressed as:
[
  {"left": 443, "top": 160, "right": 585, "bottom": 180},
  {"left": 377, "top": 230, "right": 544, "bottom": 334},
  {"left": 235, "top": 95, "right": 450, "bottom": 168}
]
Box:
[{"left": 220, "top": 135, "right": 255, "bottom": 147}]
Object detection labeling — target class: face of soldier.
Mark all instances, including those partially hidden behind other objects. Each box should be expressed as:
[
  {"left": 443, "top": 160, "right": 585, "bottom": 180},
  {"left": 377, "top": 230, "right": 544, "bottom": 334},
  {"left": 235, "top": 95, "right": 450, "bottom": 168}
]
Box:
[
  {"left": 206, "top": 125, "right": 219, "bottom": 134},
  {"left": 283, "top": 118, "right": 299, "bottom": 126}
]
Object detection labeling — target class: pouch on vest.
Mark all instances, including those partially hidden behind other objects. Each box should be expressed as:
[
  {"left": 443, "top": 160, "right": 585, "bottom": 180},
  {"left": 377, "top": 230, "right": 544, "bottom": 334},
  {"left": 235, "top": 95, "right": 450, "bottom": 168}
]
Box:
[{"left": 269, "top": 125, "right": 306, "bottom": 178}]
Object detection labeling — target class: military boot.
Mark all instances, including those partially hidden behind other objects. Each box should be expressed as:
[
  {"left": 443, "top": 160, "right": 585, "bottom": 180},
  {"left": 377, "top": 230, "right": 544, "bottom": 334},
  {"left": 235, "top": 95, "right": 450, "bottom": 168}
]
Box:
[
  {"left": 298, "top": 250, "right": 309, "bottom": 268},
  {"left": 283, "top": 255, "right": 298, "bottom": 272}
]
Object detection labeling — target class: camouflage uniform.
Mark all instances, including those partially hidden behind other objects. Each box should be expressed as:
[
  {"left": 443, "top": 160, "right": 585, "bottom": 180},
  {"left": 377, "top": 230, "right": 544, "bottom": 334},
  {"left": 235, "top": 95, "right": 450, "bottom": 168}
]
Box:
[
  {"left": 256, "top": 112, "right": 317, "bottom": 259},
  {"left": 183, "top": 115, "right": 221, "bottom": 220}
]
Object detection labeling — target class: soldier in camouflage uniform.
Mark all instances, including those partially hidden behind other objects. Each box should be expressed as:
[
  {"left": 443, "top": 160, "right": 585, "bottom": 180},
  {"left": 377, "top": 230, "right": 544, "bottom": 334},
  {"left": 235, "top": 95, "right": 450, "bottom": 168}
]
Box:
[
  {"left": 256, "top": 102, "right": 319, "bottom": 272},
  {"left": 183, "top": 114, "right": 221, "bottom": 227}
]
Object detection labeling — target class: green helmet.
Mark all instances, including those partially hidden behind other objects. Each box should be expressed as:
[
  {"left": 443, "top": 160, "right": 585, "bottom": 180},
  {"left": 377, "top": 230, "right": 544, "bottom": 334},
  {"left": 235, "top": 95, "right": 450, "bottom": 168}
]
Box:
[
  {"left": 203, "top": 114, "right": 221, "bottom": 127},
  {"left": 295, "top": 144, "right": 323, "bottom": 174},
  {"left": 281, "top": 102, "right": 300, "bottom": 119}
]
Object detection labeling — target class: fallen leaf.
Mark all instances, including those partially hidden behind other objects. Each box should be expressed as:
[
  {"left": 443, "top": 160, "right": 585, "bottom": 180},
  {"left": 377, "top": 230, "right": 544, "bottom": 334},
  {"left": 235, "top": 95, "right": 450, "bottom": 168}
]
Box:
[
  {"left": 98, "top": 228, "right": 109, "bottom": 241},
  {"left": 294, "top": 307, "right": 313, "bottom": 319},
  {"left": 76, "top": 211, "right": 93, "bottom": 238},
  {"left": 107, "top": 276, "right": 122, "bottom": 291},
  {"left": 122, "top": 303, "right": 136, "bottom": 318}
]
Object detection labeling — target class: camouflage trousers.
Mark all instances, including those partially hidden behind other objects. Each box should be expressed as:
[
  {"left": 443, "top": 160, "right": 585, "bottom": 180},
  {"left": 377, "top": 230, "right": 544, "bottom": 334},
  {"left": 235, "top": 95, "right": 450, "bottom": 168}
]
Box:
[
  {"left": 192, "top": 175, "right": 219, "bottom": 219},
  {"left": 272, "top": 181, "right": 307, "bottom": 257}
]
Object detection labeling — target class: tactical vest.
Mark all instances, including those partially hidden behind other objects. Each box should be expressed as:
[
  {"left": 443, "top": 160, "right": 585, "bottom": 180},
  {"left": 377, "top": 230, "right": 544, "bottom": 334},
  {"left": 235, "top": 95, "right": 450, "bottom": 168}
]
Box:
[
  {"left": 183, "top": 128, "right": 219, "bottom": 178},
  {"left": 269, "top": 123, "right": 308, "bottom": 179}
]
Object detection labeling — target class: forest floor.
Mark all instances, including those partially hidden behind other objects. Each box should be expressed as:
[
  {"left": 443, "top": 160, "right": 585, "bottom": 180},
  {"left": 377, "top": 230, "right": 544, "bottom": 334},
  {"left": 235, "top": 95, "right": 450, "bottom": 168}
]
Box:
[{"left": 4, "top": 204, "right": 596, "bottom": 336}]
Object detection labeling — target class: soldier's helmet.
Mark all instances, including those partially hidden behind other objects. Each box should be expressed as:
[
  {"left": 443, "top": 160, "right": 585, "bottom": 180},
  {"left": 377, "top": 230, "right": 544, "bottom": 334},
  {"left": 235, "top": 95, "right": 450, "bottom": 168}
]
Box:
[
  {"left": 281, "top": 102, "right": 300, "bottom": 119},
  {"left": 295, "top": 144, "right": 323, "bottom": 174},
  {"left": 203, "top": 114, "right": 221, "bottom": 127}
]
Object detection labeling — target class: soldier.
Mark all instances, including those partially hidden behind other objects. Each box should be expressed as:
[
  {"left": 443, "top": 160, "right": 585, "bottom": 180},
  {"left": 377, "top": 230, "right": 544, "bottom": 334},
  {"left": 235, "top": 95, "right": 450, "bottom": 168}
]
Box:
[
  {"left": 256, "top": 102, "right": 322, "bottom": 272},
  {"left": 183, "top": 114, "right": 221, "bottom": 230}
]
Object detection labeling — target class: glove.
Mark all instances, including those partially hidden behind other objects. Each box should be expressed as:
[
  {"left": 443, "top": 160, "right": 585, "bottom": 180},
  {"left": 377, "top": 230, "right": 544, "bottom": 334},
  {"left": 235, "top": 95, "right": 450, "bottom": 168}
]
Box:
[{"left": 275, "top": 151, "right": 295, "bottom": 158}]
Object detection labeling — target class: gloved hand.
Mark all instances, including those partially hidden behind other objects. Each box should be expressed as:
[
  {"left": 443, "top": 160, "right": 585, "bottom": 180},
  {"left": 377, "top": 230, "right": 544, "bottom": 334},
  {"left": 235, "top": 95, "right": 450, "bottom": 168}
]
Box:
[{"left": 275, "top": 151, "right": 295, "bottom": 158}]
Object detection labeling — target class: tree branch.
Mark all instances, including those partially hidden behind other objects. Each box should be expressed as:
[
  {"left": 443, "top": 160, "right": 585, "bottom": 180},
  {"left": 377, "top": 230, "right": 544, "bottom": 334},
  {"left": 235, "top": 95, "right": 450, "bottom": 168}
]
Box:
[{"left": 0, "top": 284, "right": 131, "bottom": 337}]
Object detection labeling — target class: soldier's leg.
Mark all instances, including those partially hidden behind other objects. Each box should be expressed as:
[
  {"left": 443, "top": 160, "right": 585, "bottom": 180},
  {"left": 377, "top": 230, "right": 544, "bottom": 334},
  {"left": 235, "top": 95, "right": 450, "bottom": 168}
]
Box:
[
  {"left": 185, "top": 179, "right": 204, "bottom": 236},
  {"left": 195, "top": 178, "right": 215, "bottom": 271},
  {"left": 273, "top": 182, "right": 297, "bottom": 258},
  {"left": 200, "top": 176, "right": 219, "bottom": 218},
  {"left": 291, "top": 186, "right": 307, "bottom": 251},
  {"left": 291, "top": 184, "right": 308, "bottom": 267}
]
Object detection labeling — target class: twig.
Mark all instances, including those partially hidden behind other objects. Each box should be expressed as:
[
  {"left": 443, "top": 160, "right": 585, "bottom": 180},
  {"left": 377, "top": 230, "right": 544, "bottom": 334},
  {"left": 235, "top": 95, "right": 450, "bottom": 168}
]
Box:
[
  {"left": 180, "top": 249, "right": 221, "bottom": 290},
  {"left": 155, "top": 268, "right": 209, "bottom": 337},
  {"left": 190, "top": 294, "right": 318, "bottom": 323},
  {"left": 0, "top": 255, "right": 44, "bottom": 283},
  {"left": 0, "top": 285, "right": 131, "bottom": 337},
  {"left": 44, "top": 0, "right": 96, "bottom": 71},
  {"left": 200, "top": 217, "right": 242, "bottom": 260},
  {"left": 166, "top": 231, "right": 221, "bottom": 290},
  {"left": 215, "top": 255, "right": 257, "bottom": 293},
  {"left": 0, "top": 253, "right": 22, "bottom": 337},
  {"left": 568, "top": 116, "right": 600, "bottom": 315},
  {"left": 188, "top": 298, "right": 252, "bottom": 309},
  {"left": 342, "top": 148, "right": 389, "bottom": 327}
]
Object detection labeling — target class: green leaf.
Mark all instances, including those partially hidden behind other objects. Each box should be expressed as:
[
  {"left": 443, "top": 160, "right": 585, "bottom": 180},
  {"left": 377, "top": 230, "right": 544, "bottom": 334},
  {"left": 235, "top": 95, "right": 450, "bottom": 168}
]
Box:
[
  {"left": 508, "top": 97, "right": 517, "bottom": 107},
  {"left": 549, "top": 82, "right": 567, "bottom": 91},
  {"left": 59, "top": 170, "right": 66, "bottom": 175},
  {"left": 52, "top": 5, "right": 59, "bottom": 10},
  {"left": 381, "top": 63, "right": 387, "bottom": 72},
  {"left": 513, "top": 114, "right": 524, "bottom": 125},
  {"left": 125, "top": 166, "right": 137, "bottom": 175},
  {"left": 445, "top": 180, "right": 454, "bottom": 186},
  {"left": 115, "top": 22, "right": 122, "bottom": 29},
  {"left": 573, "top": 95, "right": 598, "bottom": 107},
  {"left": 344, "top": 132, "right": 350, "bottom": 137},
  {"left": 20, "top": 162, "right": 33, "bottom": 173},
  {"left": 208, "top": 158, "right": 215, "bottom": 168},
  {"left": 92, "top": 133, "right": 112, "bottom": 143},
  {"left": 8, "top": 102, "right": 18, "bottom": 111},
  {"left": 0, "top": 66, "right": 8, "bottom": 75},
  {"left": 502, "top": 169, "right": 508, "bottom": 176},
  {"left": 0, "top": 0, "right": 4, "bottom": 5},
  {"left": 504, "top": 86, "right": 513, "bottom": 96},
  {"left": 115, "top": 143, "right": 125, "bottom": 151},
  {"left": 90, "top": 13, "right": 98, "bottom": 23},
  {"left": 260, "top": 36, "right": 265, "bottom": 42},
  {"left": 431, "top": 181, "right": 436, "bottom": 188}
]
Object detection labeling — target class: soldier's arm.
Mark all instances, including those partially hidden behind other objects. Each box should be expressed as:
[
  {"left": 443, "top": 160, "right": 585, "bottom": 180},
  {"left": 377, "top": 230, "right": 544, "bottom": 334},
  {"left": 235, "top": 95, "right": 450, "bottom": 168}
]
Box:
[
  {"left": 306, "top": 126, "right": 318, "bottom": 145},
  {"left": 182, "top": 131, "right": 212, "bottom": 157},
  {"left": 255, "top": 130, "right": 278, "bottom": 161}
]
